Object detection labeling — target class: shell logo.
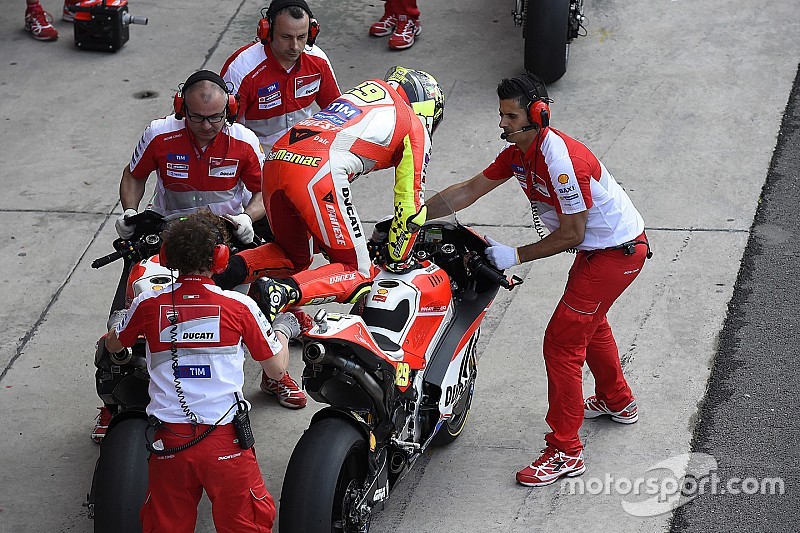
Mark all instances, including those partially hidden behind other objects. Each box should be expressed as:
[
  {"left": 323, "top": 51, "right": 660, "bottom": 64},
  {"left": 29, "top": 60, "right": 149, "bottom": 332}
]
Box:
[
  {"left": 377, "top": 288, "right": 389, "bottom": 295},
  {"left": 558, "top": 174, "right": 570, "bottom": 184}
]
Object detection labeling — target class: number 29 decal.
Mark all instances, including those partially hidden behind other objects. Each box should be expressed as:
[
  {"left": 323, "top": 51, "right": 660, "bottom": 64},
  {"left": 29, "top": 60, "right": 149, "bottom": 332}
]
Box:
[{"left": 395, "top": 362, "right": 410, "bottom": 387}]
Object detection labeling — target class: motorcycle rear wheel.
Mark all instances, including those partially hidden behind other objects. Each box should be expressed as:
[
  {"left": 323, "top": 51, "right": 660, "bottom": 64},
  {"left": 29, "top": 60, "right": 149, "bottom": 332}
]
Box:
[
  {"left": 523, "top": 0, "right": 571, "bottom": 83},
  {"left": 280, "top": 418, "right": 369, "bottom": 533},
  {"left": 92, "top": 417, "right": 149, "bottom": 533}
]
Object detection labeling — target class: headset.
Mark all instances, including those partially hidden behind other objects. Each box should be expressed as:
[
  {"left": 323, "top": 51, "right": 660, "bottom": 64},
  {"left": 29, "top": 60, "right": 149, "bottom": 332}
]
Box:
[
  {"left": 173, "top": 70, "right": 240, "bottom": 124},
  {"left": 257, "top": 0, "right": 319, "bottom": 46},
  {"left": 159, "top": 219, "right": 230, "bottom": 275},
  {"left": 509, "top": 74, "right": 551, "bottom": 131}
]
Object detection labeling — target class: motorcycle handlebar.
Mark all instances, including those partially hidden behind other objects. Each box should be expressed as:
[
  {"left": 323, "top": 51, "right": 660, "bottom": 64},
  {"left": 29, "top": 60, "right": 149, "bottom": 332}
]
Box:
[
  {"left": 469, "top": 255, "right": 515, "bottom": 290},
  {"left": 92, "top": 250, "right": 123, "bottom": 269}
]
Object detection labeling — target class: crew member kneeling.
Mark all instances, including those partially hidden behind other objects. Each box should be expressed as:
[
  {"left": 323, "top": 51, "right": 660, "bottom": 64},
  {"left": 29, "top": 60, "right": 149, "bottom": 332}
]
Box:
[{"left": 105, "top": 211, "right": 300, "bottom": 533}]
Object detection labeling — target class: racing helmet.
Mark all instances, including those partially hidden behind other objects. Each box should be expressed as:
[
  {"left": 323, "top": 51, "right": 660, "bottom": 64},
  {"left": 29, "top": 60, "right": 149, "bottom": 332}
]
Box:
[{"left": 384, "top": 66, "right": 445, "bottom": 136}]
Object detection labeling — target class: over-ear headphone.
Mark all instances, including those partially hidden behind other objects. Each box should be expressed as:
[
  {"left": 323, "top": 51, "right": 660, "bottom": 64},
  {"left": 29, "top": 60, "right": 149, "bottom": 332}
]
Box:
[
  {"left": 159, "top": 219, "right": 230, "bottom": 275},
  {"left": 509, "top": 74, "right": 551, "bottom": 131},
  {"left": 173, "top": 70, "right": 240, "bottom": 124},
  {"left": 257, "top": 0, "right": 319, "bottom": 46}
]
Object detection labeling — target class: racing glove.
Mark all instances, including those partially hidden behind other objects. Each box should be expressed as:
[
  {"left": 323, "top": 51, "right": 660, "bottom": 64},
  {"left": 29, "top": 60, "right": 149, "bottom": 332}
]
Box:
[
  {"left": 485, "top": 236, "right": 520, "bottom": 270},
  {"left": 272, "top": 312, "right": 301, "bottom": 340},
  {"left": 115, "top": 208, "right": 138, "bottom": 239},
  {"left": 388, "top": 204, "right": 427, "bottom": 263},
  {"left": 225, "top": 213, "right": 255, "bottom": 244}
]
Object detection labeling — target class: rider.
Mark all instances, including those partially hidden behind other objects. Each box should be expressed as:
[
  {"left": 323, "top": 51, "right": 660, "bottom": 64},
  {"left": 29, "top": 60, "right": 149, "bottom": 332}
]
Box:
[
  {"left": 426, "top": 73, "right": 649, "bottom": 487},
  {"left": 214, "top": 65, "right": 445, "bottom": 326},
  {"left": 104, "top": 211, "right": 301, "bottom": 533}
]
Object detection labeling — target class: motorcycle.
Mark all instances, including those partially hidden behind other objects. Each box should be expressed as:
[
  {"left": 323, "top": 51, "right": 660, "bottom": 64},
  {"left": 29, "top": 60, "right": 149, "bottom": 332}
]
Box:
[
  {"left": 512, "top": 0, "right": 586, "bottom": 83},
  {"left": 85, "top": 209, "right": 257, "bottom": 533},
  {"left": 279, "top": 211, "right": 522, "bottom": 532}
]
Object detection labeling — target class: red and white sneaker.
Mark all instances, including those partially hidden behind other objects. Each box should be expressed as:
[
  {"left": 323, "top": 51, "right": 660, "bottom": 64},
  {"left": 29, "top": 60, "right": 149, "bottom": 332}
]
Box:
[
  {"left": 516, "top": 446, "right": 586, "bottom": 487},
  {"left": 62, "top": 0, "right": 82, "bottom": 22},
  {"left": 369, "top": 13, "right": 397, "bottom": 37},
  {"left": 260, "top": 371, "right": 307, "bottom": 409},
  {"left": 388, "top": 15, "right": 420, "bottom": 50},
  {"left": 584, "top": 395, "right": 638, "bottom": 424},
  {"left": 25, "top": 3, "right": 59, "bottom": 41},
  {"left": 91, "top": 406, "right": 113, "bottom": 443}
]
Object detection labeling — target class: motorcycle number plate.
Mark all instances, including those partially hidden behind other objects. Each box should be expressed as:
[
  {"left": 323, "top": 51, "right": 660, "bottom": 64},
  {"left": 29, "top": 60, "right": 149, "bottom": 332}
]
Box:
[{"left": 395, "top": 362, "right": 410, "bottom": 387}]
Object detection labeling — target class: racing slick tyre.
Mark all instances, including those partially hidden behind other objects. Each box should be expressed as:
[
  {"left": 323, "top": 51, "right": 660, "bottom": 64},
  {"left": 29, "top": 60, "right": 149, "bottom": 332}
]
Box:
[
  {"left": 523, "top": 0, "right": 571, "bottom": 83},
  {"left": 92, "top": 417, "right": 149, "bottom": 533},
  {"left": 280, "top": 417, "right": 369, "bottom": 533}
]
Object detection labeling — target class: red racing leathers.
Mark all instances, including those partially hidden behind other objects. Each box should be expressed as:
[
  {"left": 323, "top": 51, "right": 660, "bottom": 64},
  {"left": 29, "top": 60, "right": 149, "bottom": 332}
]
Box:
[
  {"left": 238, "top": 79, "right": 431, "bottom": 305},
  {"left": 484, "top": 127, "right": 647, "bottom": 455}
]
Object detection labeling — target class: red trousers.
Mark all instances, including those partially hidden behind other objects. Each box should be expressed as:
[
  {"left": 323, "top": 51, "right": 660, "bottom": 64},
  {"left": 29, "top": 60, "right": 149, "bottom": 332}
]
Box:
[
  {"left": 382, "top": 0, "right": 420, "bottom": 18},
  {"left": 140, "top": 423, "right": 275, "bottom": 533},
  {"left": 542, "top": 235, "right": 648, "bottom": 455}
]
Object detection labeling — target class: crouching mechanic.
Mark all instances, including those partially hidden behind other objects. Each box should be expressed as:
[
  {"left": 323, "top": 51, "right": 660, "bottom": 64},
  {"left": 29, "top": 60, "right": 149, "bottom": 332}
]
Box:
[
  {"left": 213, "top": 66, "right": 445, "bottom": 327},
  {"left": 104, "top": 211, "right": 301, "bottom": 533},
  {"left": 426, "top": 73, "right": 649, "bottom": 487}
]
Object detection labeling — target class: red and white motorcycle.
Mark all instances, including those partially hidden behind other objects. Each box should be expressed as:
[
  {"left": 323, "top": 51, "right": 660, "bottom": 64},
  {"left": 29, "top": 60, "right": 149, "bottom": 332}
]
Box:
[{"left": 279, "top": 212, "right": 521, "bottom": 533}]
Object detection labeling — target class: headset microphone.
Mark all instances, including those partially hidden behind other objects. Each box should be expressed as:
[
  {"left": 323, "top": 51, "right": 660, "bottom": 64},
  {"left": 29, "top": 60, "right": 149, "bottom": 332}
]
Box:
[{"left": 500, "top": 124, "right": 537, "bottom": 140}]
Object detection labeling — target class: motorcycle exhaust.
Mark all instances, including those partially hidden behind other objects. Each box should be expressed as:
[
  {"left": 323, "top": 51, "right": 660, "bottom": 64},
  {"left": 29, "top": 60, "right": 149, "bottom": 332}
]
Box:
[
  {"left": 303, "top": 343, "right": 389, "bottom": 421},
  {"left": 304, "top": 342, "right": 326, "bottom": 365}
]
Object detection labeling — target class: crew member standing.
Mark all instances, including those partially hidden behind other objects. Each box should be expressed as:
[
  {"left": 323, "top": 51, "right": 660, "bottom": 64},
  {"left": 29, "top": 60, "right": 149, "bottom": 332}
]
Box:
[
  {"left": 104, "top": 211, "right": 301, "bottom": 533},
  {"left": 220, "top": 0, "right": 340, "bottom": 154},
  {"left": 426, "top": 73, "right": 649, "bottom": 487}
]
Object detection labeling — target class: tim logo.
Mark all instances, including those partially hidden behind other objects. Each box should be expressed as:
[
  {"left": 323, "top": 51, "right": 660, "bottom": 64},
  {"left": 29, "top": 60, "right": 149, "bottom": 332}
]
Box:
[
  {"left": 167, "top": 153, "right": 189, "bottom": 163},
  {"left": 314, "top": 99, "right": 362, "bottom": 126},
  {"left": 159, "top": 304, "right": 221, "bottom": 343},
  {"left": 174, "top": 365, "right": 212, "bottom": 378}
]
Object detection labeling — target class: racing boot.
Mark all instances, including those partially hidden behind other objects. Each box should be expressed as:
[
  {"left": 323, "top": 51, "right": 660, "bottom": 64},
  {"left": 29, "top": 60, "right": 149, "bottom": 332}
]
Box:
[{"left": 253, "top": 277, "right": 299, "bottom": 323}]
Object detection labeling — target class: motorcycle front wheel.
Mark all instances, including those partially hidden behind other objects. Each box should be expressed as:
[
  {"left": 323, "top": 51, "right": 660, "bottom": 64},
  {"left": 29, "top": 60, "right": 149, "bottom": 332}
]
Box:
[
  {"left": 280, "top": 417, "right": 369, "bottom": 533},
  {"left": 92, "top": 417, "right": 149, "bottom": 533},
  {"left": 523, "top": 0, "right": 570, "bottom": 83}
]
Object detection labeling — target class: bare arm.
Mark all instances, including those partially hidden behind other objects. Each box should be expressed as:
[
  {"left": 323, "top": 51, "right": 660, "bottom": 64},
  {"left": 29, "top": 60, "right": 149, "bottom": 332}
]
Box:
[
  {"left": 258, "top": 331, "right": 290, "bottom": 381},
  {"left": 426, "top": 172, "right": 507, "bottom": 219},
  {"left": 243, "top": 191, "right": 266, "bottom": 222},
  {"left": 517, "top": 210, "right": 587, "bottom": 262},
  {"left": 119, "top": 166, "right": 147, "bottom": 211}
]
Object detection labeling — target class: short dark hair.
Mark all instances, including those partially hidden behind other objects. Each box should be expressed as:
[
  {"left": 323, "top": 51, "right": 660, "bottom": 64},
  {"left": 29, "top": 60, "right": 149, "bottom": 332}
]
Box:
[
  {"left": 160, "top": 211, "right": 229, "bottom": 274},
  {"left": 497, "top": 74, "right": 548, "bottom": 109}
]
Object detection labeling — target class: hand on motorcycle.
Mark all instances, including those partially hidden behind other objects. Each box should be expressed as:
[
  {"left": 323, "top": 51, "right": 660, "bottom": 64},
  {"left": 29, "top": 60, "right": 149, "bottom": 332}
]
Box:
[
  {"left": 115, "top": 208, "right": 138, "bottom": 239},
  {"left": 388, "top": 205, "right": 427, "bottom": 262},
  {"left": 485, "top": 236, "right": 520, "bottom": 270},
  {"left": 272, "top": 312, "right": 301, "bottom": 340},
  {"left": 224, "top": 213, "right": 255, "bottom": 244}
]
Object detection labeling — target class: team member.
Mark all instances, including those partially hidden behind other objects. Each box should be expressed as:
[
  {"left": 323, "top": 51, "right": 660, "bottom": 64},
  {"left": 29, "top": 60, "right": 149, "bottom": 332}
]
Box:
[
  {"left": 104, "top": 211, "right": 301, "bottom": 533},
  {"left": 368, "top": 0, "right": 421, "bottom": 50},
  {"left": 426, "top": 73, "right": 649, "bottom": 487},
  {"left": 214, "top": 66, "right": 445, "bottom": 324},
  {"left": 116, "top": 69, "right": 266, "bottom": 245},
  {"left": 220, "top": 0, "right": 340, "bottom": 154}
]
